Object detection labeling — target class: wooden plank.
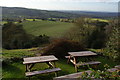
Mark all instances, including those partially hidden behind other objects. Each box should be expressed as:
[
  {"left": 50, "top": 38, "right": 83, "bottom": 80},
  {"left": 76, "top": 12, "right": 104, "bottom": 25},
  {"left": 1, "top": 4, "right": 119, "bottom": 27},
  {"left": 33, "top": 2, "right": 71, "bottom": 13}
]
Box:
[
  {"left": 107, "top": 68, "right": 119, "bottom": 73},
  {"left": 53, "top": 70, "right": 92, "bottom": 80},
  {"left": 115, "top": 65, "right": 120, "bottom": 70},
  {"left": 65, "top": 56, "right": 70, "bottom": 58},
  {"left": 23, "top": 55, "right": 58, "bottom": 64},
  {"left": 76, "top": 61, "right": 101, "bottom": 66},
  {"left": 26, "top": 68, "right": 61, "bottom": 77},
  {"left": 68, "top": 51, "right": 97, "bottom": 57}
]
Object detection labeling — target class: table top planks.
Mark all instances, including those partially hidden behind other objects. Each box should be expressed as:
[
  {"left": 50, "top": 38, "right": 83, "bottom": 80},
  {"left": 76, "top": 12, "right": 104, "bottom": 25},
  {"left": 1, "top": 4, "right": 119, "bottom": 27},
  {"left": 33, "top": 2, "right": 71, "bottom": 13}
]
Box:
[
  {"left": 23, "top": 55, "right": 58, "bottom": 64},
  {"left": 68, "top": 51, "right": 97, "bottom": 57}
]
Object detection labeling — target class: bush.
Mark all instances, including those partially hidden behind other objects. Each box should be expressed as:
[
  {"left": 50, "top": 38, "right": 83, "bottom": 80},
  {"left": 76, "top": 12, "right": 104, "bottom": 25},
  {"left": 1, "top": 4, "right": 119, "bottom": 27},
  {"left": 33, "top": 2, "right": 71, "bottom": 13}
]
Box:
[
  {"left": 33, "top": 35, "right": 50, "bottom": 47},
  {"left": 105, "top": 19, "right": 120, "bottom": 61},
  {"left": 81, "top": 64, "right": 120, "bottom": 79},
  {"left": 42, "top": 39, "right": 86, "bottom": 58}
]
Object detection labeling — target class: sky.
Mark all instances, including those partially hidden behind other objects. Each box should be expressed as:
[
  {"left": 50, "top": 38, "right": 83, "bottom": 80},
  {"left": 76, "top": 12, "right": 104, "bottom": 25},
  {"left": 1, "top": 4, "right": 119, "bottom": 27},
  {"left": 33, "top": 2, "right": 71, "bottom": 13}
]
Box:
[{"left": 0, "top": 0, "right": 119, "bottom": 12}]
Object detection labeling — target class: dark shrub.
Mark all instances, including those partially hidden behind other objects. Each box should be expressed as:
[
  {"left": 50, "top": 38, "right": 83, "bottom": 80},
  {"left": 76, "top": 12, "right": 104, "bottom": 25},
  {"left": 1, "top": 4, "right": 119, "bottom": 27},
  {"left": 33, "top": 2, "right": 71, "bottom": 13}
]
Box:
[
  {"left": 32, "top": 35, "right": 50, "bottom": 47},
  {"left": 2, "top": 22, "right": 33, "bottom": 49},
  {"left": 42, "top": 39, "right": 86, "bottom": 58}
]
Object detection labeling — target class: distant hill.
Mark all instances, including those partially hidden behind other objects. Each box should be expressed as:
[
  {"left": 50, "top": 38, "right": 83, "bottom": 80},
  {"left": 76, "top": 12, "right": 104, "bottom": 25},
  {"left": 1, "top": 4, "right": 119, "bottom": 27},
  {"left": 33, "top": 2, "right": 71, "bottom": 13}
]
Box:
[
  {"left": 59, "top": 10, "right": 118, "bottom": 18},
  {"left": 2, "top": 7, "right": 118, "bottom": 19},
  {"left": 2, "top": 7, "right": 81, "bottom": 19}
]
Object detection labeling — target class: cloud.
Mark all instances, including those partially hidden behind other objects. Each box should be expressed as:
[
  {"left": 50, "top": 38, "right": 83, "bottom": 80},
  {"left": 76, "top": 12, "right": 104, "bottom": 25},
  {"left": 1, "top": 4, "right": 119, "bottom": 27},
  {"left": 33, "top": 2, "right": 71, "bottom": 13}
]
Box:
[{"left": 44, "top": 0, "right": 119, "bottom": 2}]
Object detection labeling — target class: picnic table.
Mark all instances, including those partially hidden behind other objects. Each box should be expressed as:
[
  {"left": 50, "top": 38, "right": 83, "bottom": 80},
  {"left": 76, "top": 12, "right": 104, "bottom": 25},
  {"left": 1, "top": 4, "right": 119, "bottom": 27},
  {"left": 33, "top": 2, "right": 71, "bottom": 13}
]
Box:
[
  {"left": 67, "top": 51, "right": 101, "bottom": 72},
  {"left": 23, "top": 55, "right": 61, "bottom": 78}
]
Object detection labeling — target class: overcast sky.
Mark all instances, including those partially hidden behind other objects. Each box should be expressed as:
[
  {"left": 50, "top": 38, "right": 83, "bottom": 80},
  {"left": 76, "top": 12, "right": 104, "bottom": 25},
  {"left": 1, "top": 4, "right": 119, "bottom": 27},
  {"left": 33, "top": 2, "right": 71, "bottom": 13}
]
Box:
[{"left": 0, "top": 0, "right": 119, "bottom": 12}]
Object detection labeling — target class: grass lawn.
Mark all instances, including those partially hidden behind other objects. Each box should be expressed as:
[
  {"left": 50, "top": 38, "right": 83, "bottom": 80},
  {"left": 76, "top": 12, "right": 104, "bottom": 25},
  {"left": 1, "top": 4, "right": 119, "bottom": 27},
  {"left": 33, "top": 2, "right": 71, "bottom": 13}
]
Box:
[
  {"left": 2, "top": 49, "right": 120, "bottom": 80},
  {"left": 22, "top": 21, "right": 75, "bottom": 37}
]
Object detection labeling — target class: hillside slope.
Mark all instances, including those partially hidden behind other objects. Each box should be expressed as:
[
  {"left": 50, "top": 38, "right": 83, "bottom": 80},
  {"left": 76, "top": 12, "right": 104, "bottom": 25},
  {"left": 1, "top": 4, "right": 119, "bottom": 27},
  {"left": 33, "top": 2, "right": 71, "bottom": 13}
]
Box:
[{"left": 22, "top": 21, "right": 75, "bottom": 37}]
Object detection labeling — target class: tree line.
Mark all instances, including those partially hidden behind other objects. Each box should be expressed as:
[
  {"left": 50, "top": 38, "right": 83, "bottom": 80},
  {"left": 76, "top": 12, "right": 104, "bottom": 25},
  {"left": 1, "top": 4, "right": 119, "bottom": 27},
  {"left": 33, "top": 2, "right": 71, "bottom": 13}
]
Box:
[{"left": 2, "top": 22, "right": 50, "bottom": 49}]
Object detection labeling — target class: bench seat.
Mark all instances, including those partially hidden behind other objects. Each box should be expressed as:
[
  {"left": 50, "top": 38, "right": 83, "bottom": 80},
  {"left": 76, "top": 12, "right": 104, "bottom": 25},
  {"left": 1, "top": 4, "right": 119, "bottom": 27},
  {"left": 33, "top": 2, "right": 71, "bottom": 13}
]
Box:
[
  {"left": 54, "top": 70, "right": 92, "bottom": 80},
  {"left": 107, "top": 68, "right": 119, "bottom": 73},
  {"left": 115, "top": 65, "right": 120, "bottom": 69},
  {"left": 76, "top": 61, "right": 101, "bottom": 66},
  {"left": 26, "top": 68, "right": 61, "bottom": 77}
]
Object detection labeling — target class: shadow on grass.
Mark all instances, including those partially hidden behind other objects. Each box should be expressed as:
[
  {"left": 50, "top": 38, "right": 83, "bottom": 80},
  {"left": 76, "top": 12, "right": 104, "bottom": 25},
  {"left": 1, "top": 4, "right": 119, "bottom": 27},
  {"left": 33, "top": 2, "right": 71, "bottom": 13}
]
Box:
[{"left": 2, "top": 62, "right": 26, "bottom": 78}]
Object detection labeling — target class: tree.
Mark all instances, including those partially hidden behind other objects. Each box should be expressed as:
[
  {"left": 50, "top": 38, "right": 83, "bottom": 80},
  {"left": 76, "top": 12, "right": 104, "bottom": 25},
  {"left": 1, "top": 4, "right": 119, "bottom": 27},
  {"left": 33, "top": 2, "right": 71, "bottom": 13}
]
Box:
[
  {"left": 105, "top": 19, "right": 120, "bottom": 61},
  {"left": 65, "top": 17, "right": 95, "bottom": 47},
  {"left": 87, "top": 21, "right": 108, "bottom": 49},
  {"left": 65, "top": 17, "right": 108, "bottom": 49},
  {"left": 2, "top": 22, "right": 33, "bottom": 49}
]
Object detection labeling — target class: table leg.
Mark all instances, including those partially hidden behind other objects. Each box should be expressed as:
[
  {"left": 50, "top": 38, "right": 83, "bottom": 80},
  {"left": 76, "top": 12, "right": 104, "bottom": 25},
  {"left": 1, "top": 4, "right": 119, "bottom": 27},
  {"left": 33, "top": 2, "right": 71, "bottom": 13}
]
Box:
[
  {"left": 55, "top": 71, "right": 58, "bottom": 77},
  {"left": 26, "top": 64, "right": 35, "bottom": 72},
  {"left": 67, "top": 56, "right": 71, "bottom": 63},
  {"left": 26, "top": 64, "right": 30, "bottom": 72},
  {"left": 46, "top": 62, "right": 54, "bottom": 68},
  {"left": 25, "top": 65, "right": 27, "bottom": 72},
  {"left": 29, "top": 64, "right": 35, "bottom": 71},
  {"left": 73, "top": 57, "right": 77, "bottom": 72}
]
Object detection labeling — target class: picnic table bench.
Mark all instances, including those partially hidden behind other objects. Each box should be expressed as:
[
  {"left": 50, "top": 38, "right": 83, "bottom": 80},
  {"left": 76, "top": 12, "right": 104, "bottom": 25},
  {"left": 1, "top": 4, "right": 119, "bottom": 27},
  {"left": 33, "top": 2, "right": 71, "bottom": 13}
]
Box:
[
  {"left": 75, "top": 61, "right": 101, "bottom": 66},
  {"left": 53, "top": 70, "right": 92, "bottom": 80},
  {"left": 67, "top": 51, "right": 101, "bottom": 72},
  {"left": 115, "top": 65, "right": 120, "bottom": 69},
  {"left": 23, "top": 55, "right": 61, "bottom": 78},
  {"left": 107, "top": 65, "right": 120, "bottom": 73},
  {"left": 26, "top": 68, "right": 61, "bottom": 77},
  {"left": 107, "top": 68, "right": 119, "bottom": 73}
]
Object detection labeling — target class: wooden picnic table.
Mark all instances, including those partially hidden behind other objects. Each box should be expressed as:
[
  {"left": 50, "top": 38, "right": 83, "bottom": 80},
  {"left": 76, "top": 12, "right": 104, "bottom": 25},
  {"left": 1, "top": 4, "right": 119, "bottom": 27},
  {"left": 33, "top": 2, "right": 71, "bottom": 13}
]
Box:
[
  {"left": 23, "top": 55, "right": 61, "bottom": 78},
  {"left": 67, "top": 51, "right": 101, "bottom": 72}
]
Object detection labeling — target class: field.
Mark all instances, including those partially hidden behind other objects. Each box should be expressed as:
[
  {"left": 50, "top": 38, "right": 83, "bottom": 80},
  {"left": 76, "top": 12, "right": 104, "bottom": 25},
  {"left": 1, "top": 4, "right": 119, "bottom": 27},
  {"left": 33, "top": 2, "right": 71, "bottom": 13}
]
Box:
[
  {"left": 90, "top": 18, "right": 109, "bottom": 22},
  {"left": 22, "top": 21, "right": 75, "bottom": 37},
  {"left": 2, "top": 48, "right": 120, "bottom": 80}
]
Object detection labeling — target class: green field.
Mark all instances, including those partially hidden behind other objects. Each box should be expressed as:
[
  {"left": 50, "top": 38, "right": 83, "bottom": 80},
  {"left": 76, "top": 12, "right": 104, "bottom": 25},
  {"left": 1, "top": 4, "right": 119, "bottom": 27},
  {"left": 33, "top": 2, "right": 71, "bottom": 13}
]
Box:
[
  {"left": 22, "top": 21, "right": 75, "bottom": 37},
  {"left": 2, "top": 49, "right": 120, "bottom": 79},
  {"left": 90, "top": 18, "right": 109, "bottom": 22}
]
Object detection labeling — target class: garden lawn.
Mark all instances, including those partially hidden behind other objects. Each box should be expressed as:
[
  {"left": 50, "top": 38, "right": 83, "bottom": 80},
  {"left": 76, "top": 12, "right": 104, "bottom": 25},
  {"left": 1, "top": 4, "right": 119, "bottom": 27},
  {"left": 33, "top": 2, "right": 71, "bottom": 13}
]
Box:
[{"left": 2, "top": 49, "right": 120, "bottom": 80}]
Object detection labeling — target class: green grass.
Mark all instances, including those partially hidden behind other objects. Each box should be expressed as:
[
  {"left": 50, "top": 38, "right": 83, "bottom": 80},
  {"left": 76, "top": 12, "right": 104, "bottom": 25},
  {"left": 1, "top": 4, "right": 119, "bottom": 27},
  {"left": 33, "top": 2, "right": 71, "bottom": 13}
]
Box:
[
  {"left": 2, "top": 48, "right": 36, "bottom": 60},
  {"left": 2, "top": 48, "right": 120, "bottom": 80},
  {"left": 22, "top": 21, "right": 75, "bottom": 37}
]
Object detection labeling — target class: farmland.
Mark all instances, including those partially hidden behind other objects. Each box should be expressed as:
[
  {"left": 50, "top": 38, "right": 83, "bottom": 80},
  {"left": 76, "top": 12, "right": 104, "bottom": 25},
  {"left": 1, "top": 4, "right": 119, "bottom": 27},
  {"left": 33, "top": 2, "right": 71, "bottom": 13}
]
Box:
[{"left": 22, "top": 21, "right": 75, "bottom": 37}]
